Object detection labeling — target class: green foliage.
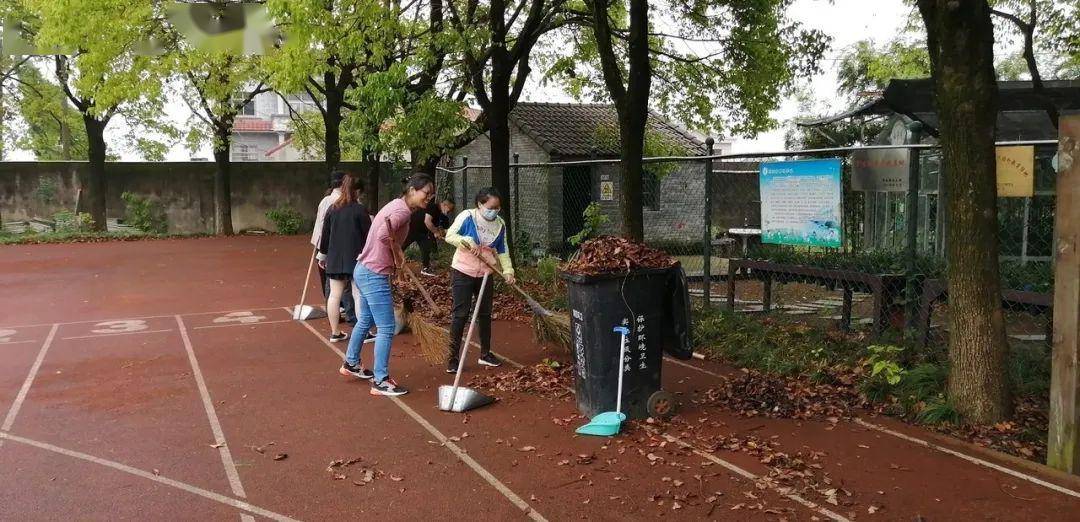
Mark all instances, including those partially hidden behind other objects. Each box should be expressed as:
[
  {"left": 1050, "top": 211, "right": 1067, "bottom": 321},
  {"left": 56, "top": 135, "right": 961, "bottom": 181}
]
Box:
[
  {"left": 866, "top": 345, "right": 906, "bottom": 386},
  {"left": 915, "top": 398, "right": 961, "bottom": 425},
  {"left": 266, "top": 206, "right": 304, "bottom": 235},
  {"left": 536, "top": 256, "right": 561, "bottom": 285},
  {"left": 13, "top": 62, "right": 89, "bottom": 160},
  {"left": 837, "top": 38, "right": 930, "bottom": 98},
  {"left": 546, "top": 0, "right": 831, "bottom": 139},
  {"left": 52, "top": 211, "right": 94, "bottom": 233},
  {"left": 568, "top": 202, "right": 609, "bottom": 247},
  {"left": 121, "top": 192, "right": 167, "bottom": 234}
]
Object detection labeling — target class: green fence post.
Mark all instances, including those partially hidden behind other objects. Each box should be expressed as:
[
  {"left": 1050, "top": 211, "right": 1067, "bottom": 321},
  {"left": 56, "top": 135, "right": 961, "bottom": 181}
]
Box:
[
  {"left": 703, "top": 138, "right": 715, "bottom": 309},
  {"left": 905, "top": 123, "right": 924, "bottom": 330}
]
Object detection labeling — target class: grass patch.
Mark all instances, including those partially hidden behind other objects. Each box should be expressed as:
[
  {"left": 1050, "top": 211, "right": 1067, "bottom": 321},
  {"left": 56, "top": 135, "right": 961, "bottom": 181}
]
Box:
[{"left": 0, "top": 230, "right": 209, "bottom": 245}]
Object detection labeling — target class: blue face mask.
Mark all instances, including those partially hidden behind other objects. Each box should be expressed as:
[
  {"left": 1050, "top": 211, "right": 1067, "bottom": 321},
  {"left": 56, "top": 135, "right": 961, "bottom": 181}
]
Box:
[{"left": 480, "top": 208, "right": 499, "bottom": 221}]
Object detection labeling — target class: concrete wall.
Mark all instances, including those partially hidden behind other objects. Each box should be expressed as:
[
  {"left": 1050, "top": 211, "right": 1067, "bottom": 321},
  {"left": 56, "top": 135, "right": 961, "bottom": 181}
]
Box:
[{"left": 0, "top": 161, "right": 371, "bottom": 234}]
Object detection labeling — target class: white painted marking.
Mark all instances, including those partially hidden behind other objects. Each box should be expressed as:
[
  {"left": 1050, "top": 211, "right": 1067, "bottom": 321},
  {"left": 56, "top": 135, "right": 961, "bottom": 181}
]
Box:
[
  {"left": 0, "top": 329, "right": 17, "bottom": 342},
  {"left": 213, "top": 311, "right": 267, "bottom": 325},
  {"left": 651, "top": 429, "right": 851, "bottom": 522},
  {"left": 0, "top": 305, "right": 289, "bottom": 331},
  {"left": 91, "top": 319, "right": 149, "bottom": 334},
  {"left": 175, "top": 316, "right": 247, "bottom": 499},
  {"left": 289, "top": 309, "right": 547, "bottom": 522},
  {"left": 2, "top": 324, "right": 59, "bottom": 433},
  {"left": 240, "top": 514, "right": 256, "bottom": 522},
  {"left": 663, "top": 354, "right": 1080, "bottom": 503},
  {"left": 0, "top": 340, "right": 39, "bottom": 346},
  {"left": 855, "top": 418, "right": 1080, "bottom": 500},
  {"left": 194, "top": 320, "right": 290, "bottom": 331},
  {"left": 62, "top": 329, "right": 173, "bottom": 341},
  {"left": 0, "top": 432, "right": 298, "bottom": 522}
]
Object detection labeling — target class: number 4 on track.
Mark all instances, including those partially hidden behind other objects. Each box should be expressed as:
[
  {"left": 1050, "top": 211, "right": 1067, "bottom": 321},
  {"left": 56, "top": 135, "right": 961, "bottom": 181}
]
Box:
[{"left": 213, "top": 311, "right": 267, "bottom": 325}]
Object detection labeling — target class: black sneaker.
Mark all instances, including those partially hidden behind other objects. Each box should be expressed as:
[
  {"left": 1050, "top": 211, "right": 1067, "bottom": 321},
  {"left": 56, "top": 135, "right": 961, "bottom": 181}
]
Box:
[
  {"left": 370, "top": 377, "right": 408, "bottom": 396},
  {"left": 446, "top": 358, "right": 459, "bottom": 374},
  {"left": 330, "top": 332, "right": 349, "bottom": 343},
  {"left": 478, "top": 353, "right": 502, "bottom": 368},
  {"left": 363, "top": 332, "right": 377, "bottom": 344},
  {"left": 339, "top": 362, "right": 373, "bottom": 380}
]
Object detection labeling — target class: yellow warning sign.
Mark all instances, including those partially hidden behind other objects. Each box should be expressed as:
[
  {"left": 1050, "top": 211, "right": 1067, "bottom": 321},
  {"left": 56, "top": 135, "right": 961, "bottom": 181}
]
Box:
[{"left": 996, "top": 146, "right": 1035, "bottom": 197}]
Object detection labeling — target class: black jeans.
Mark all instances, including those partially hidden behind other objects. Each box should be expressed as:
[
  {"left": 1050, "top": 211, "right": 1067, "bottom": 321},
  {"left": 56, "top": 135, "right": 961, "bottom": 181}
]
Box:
[
  {"left": 403, "top": 234, "right": 437, "bottom": 269},
  {"left": 448, "top": 268, "right": 493, "bottom": 360}
]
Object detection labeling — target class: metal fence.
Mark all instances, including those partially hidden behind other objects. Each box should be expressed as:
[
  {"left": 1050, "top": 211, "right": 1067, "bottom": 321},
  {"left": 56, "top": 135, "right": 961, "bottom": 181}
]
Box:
[{"left": 435, "top": 139, "right": 1058, "bottom": 353}]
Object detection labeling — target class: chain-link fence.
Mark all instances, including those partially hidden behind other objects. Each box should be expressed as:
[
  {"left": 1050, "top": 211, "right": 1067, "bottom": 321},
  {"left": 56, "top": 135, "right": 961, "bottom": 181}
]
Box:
[{"left": 435, "top": 140, "right": 1058, "bottom": 354}]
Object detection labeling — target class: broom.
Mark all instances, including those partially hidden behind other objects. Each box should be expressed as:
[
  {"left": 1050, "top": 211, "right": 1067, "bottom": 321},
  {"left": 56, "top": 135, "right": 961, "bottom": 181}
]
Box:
[
  {"left": 384, "top": 216, "right": 450, "bottom": 365},
  {"left": 469, "top": 250, "right": 572, "bottom": 353}
]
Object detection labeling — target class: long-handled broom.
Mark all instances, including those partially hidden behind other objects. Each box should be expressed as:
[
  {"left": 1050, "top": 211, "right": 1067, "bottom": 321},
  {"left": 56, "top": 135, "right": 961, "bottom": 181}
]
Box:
[
  {"left": 385, "top": 216, "right": 450, "bottom": 365},
  {"left": 469, "top": 251, "right": 572, "bottom": 353}
]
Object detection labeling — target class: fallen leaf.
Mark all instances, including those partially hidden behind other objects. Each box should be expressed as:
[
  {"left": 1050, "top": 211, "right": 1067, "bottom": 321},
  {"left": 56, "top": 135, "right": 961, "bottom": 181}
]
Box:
[
  {"left": 868, "top": 505, "right": 879, "bottom": 514},
  {"left": 390, "top": 475, "right": 404, "bottom": 482},
  {"left": 519, "top": 446, "right": 536, "bottom": 452},
  {"left": 273, "top": 453, "right": 288, "bottom": 461},
  {"left": 210, "top": 443, "right": 225, "bottom": 449},
  {"left": 672, "top": 502, "right": 682, "bottom": 510}
]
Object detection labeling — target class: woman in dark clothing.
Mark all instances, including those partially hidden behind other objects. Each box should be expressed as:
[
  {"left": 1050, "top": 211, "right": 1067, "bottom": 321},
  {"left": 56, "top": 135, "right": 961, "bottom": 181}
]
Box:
[{"left": 318, "top": 174, "right": 371, "bottom": 343}]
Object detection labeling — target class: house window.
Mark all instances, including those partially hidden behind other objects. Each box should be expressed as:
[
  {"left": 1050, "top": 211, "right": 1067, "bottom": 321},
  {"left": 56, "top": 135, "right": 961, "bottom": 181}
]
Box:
[
  {"left": 642, "top": 170, "right": 660, "bottom": 211},
  {"left": 240, "top": 100, "right": 256, "bottom": 116}
]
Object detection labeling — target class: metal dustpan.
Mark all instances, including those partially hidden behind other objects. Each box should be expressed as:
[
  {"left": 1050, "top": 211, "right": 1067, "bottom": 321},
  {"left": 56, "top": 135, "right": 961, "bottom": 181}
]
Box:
[
  {"left": 292, "top": 304, "right": 327, "bottom": 320},
  {"left": 438, "top": 385, "right": 496, "bottom": 412},
  {"left": 438, "top": 273, "right": 496, "bottom": 413},
  {"left": 576, "top": 327, "right": 630, "bottom": 437}
]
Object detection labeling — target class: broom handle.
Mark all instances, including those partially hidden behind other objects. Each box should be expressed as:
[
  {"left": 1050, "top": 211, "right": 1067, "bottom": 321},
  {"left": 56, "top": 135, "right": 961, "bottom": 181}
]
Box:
[
  {"left": 297, "top": 249, "right": 317, "bottom": 311},
  {"left": 385, "top": 216, "right": 441, "bottom": 312},
  {"left": 448, "top": 273, "right": 490, "bottom": 409},
  {"left": 466, "top": 248, "right": 549, "bottom": 312}
]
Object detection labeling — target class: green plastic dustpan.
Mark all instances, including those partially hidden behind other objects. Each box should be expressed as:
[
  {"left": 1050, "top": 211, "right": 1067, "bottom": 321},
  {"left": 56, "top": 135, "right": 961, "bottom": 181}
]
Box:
[
  {"left": 575, "top": 411, "right": 626, "bottom": 436},
  {"left": 576, "top": 327, "right": 631, "bottom": 437}
]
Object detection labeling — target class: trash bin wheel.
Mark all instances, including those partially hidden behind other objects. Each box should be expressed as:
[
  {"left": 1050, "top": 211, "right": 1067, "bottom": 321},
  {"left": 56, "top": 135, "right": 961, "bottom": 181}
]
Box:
[{"left": 647, "top": 390, "right": 676, "bottom": 419}]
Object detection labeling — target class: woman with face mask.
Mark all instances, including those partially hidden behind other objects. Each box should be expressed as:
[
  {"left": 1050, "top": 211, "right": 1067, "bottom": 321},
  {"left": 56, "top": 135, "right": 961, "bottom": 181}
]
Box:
[{"left": 443, "top": 187, "right": 516, "bottom": 373}]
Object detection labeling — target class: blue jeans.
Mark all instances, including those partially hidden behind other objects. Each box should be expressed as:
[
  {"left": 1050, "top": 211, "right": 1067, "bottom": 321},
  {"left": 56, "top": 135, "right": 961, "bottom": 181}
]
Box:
[{"left": 345, "top": 263, "right": 396, "bottom": 382}]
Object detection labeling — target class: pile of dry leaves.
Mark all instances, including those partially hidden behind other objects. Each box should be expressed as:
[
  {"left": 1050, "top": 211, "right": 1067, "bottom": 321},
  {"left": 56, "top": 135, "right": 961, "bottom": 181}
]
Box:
[
  {"left": 325, "top": 456, "right": 403, "bottom": 486},
  {"left": 562, "top": 236, "right": 677, "bottom": 275},
  {"left": 930, "top": 397, "right": 1048, "bottom": 462},
  {"left": 394, "top": 264, "right": 532, "bottom": 322},
  {"left": 699, "top": 368, "right": 870, "bottom": 420},
  {"left": 469, "top": 362, "right": 575, "bottom": 400}
]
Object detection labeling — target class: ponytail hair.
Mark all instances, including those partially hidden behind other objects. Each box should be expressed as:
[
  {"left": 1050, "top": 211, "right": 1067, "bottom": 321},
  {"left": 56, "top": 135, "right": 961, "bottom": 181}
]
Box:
[{"left": 333, "top": 173, "right": 364, "bottom": 209}]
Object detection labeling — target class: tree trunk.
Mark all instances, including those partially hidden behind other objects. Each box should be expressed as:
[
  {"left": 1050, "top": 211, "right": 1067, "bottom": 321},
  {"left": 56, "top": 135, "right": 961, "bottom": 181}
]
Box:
[
  {"left": 362, "top": 152, "right": 381, "bottom": 210},
  {"left": 82, "top": 114, "right": 108, "bottom": 232},
  {"left": 919, "top": 0, "right": 1011, "bottom": 423},
  {"left": 489, "top": 62, "right": 514, "bottom": 247},
  {"left": 60, "top": 97, "right": 72, "bottom": 160},
  {"left": 617, "top": 113, "right": 646, "bottom": 240},
  {"left": 324, "top": 89, "right": 344, "bottom": 175},
  {"left": 212, "top": 132, "right": 234, "bottom": 235}
]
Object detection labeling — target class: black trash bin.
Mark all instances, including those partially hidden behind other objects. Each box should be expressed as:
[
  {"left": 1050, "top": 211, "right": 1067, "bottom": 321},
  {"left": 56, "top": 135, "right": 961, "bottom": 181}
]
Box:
[{"left": 562, "top": 266, "right": 692, "bottom": 420}]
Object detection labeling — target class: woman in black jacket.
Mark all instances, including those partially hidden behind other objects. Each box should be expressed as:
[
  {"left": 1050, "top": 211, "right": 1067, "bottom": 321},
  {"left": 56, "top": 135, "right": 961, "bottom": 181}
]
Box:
[{"left": 318, "top": 174, "right": 372, "bottom": 342}]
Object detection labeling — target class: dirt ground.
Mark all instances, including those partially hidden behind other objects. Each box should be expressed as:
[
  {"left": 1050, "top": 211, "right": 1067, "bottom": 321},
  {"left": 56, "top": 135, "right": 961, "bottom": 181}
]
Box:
[{"left": 1, "top": 235, "right": 1078, "bottom": 520}]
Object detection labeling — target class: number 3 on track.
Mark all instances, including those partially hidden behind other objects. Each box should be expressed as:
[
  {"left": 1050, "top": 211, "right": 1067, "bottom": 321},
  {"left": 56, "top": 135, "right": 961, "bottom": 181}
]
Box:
[
  {"left": 213, "top": 311, "right": 266, "bottom": 325},
  {"left": 91, "top": 320, "right": 148, "bottom": 334}
]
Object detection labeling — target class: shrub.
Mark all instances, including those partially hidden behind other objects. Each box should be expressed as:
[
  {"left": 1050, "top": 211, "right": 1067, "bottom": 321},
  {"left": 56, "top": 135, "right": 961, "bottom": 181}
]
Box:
[
  {"left": 568, "top": 202, "right": 609, "bottom": 247},
  {"left": 53, "top": 211, "right": 95, "bottom": 233},
  {"left": 266, "top": 206, "right": 304, "bottom": 235},
  {"left": 121, "top": 192, "right": 167, "bottom": 234},
  {"left": 35, "top": 177, "right": 59, "bottom": 204},
  {"left": 536, "top": 256, "right": 560, "bottom": 285}
]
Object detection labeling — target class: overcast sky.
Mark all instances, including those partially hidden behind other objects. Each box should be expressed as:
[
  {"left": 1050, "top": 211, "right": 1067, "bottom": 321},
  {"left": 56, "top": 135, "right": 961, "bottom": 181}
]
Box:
[{"left": 11, "top": 0, "right": 917, "bottom": 161}]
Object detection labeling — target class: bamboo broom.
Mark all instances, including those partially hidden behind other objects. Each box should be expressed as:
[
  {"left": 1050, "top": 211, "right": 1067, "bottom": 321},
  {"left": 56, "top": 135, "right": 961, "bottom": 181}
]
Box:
[
  {"left": 385, "top": 216, "right": 450, "bottom": 365},
  {"left": 469, "top": 250, "right": 572, "bottom": 353}
]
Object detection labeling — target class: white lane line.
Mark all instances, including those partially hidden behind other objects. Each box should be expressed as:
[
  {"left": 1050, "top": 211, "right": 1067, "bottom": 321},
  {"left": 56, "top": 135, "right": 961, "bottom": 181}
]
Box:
[
  {"left": 0, "top": 306, "right": 290, "bottom": 331},
  {"left": 649, "top": 429, "right": 850, "bottom": 521},
  {"left": 0, "top": 340, "right": 40, "bottom": 346},
  {"left": 62, "top": 329, "right": 173, "bottom": 341},
  {"left": 289, "top": 310, "right": 547, "bottom": 522},
  {"left": 175, "top": 316, "right": 247, "bottom": 499},
  {"left": 854, "top": 418, "right": 1080, "bottom": 500},
  {"left": 240, "top": 514, "right": 257, "bottom": 522},
  {"left": 2, "top": 324, "right": 59, "bottom": 433},
  {"left": 490, "top": 343, "right": 848, "bottom": 521},
  {"left": 194, "top": 320, "right": 291, "bottom": 331},
  {"left": 663, "top": 353, "right": 1080, "bottom": 502},
  {"left": 0, "top": 432, "right": 298, "bottom": 522}
]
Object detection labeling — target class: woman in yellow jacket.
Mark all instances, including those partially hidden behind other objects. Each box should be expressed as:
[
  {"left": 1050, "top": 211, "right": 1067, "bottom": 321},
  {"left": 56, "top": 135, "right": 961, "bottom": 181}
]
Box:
[{"left": 443, "top": 187, "right": 515, "bottom": 373}]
